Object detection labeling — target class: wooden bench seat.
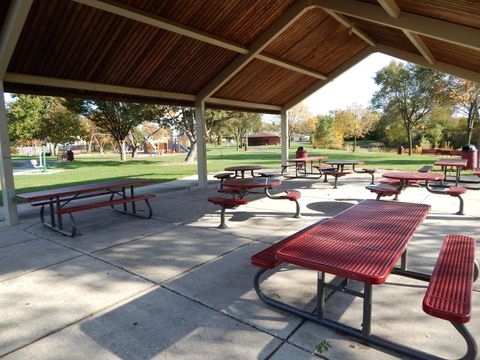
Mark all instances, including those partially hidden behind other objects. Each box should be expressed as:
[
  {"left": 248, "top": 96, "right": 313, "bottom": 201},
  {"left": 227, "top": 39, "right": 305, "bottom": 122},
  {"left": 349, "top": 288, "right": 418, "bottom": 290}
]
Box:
[
  {"left": 423, "top": 234, "right": 478, "bottom": 359},
  {"left": 208, "top": 196, "right": 248, "bottom": 229},
  {"left": 366, "top": 184, "right": 401, "bottom": 200},
  {"left": 56, "top": 194, "right": 155, "bottom": 214}
]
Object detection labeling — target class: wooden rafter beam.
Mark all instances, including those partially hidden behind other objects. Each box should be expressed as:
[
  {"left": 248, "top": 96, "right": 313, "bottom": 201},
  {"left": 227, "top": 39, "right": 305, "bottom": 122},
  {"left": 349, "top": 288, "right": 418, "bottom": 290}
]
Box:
[
  {"left": 324, "top": 9, "right": 375, "bottom": 47},
  {"left": 197, "top": 0, "right": 315, "bottom": 100},
  {"left": 207, "top": 97, "right": 282, "bottom": 112},
  {"left": 313, "top": 0, "right": 480, "bottom": 52},
  {"left": 0, "top": 0, "right": 33, "bottom": 78},
  {"left": 376, "top": 45, "right": 480, "bottom": 83},
  {"left": 377, "top": 0, "right": 435, "bottom": 65},
  {"left": 256, "top": 54, "right": 327, "bottom": 80}
]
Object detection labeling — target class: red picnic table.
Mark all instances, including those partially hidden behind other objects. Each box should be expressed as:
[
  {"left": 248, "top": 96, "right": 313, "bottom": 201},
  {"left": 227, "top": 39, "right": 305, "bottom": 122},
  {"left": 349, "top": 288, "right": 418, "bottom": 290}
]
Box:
[
  {"left": 251, "top": 199, "right": 472, "bottom": 358},
  {"left": 17, "top": 178, "right": 155, "bottom": 236},
  {"left": 224, "top": 165, "right": 264, "bottom": 178},
  {"left": 434, "top": 158, "right": 468, "bottom": 186},
  {"left": 281, "top": 156, "right": 328, "bottom": 179}
]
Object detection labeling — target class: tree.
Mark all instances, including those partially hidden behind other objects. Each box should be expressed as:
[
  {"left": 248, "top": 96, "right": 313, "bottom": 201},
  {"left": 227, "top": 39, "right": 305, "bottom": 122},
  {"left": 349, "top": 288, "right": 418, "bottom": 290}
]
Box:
[
  {"left": 66, "top": 100, "right": 161, "bottom": 161},
  {"left": 227, "top": 112, "right": 262, "bottom": 150},
  {"left": 371, "top": 61, "right": 451, "bottom": 155},
  {"left": 287, "top": 102, "right": 312, "bottom": 145},
  {"left": 449, "top": 78, "right": 480, "bottom": 144},
  {"left": 36, "top": 103, "right": 85, "bottom": 155},
  {"left": 334, "top": 104, "right": 378, "bottom": 152},
  {"left": 314, "top": 114, "right": 336, "bottom": 148},
  {"left": 7, "top": 95, "right": 56, "bottom": 144}
]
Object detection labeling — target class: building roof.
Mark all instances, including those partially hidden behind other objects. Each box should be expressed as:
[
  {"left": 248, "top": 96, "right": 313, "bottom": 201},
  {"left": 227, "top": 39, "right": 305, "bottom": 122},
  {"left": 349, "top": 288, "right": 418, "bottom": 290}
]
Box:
[
  {"left": 1, "top": 1, "right": 480, "bottom": 114},
  {"left": 247, "top": 131, "right": 280, "bottom": 138}
]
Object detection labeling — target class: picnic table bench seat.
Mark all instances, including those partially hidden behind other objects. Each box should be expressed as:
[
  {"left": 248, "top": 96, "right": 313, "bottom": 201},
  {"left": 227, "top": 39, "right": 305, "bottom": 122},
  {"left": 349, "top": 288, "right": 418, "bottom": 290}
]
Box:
[
  {"left": 208, "top": 196, "right": 248, "bottom": 229},
  {"left": 352, "top": 168, "right": 376, "bottom": 184},
  {"left": 423, "top": 234, "right": 478, "bottom": 360},
  {"left": 56, "top": 194, "right": 155, "bottom": 215},
  {"left": 366, "top": 184, "right": 401, "bottom": 200},
  {"left": 322, "top": 170, "right": 352, "bottom": 188},
  {"left": 214, "top": 172, "right": 235, "bottom": 188},
  {"left": 473, "top": 168, "right": 480, "bottom": 176},
  {"left": 265, "top": 189, "right": 302, "bottom": 218},
  {"left": 418, "top": 165, "right": 433, "bottom": 173},
  {"left": 426, "top": 185, "right": 467, "bottom": 215}
]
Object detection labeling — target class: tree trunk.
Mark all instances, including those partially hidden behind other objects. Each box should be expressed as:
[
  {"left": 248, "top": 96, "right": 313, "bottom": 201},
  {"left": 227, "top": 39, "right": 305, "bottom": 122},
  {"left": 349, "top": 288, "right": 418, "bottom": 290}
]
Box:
[
  {"left": 408, "top": 132, "right": 413, "bottom": 155},
  {"left": 131, "top": 146, "right": 137, "bottom": 158},
  {"left": 352, "top": 136, "right": 357, "bottom": 152},
  {"left": 120, "top": 139, "right": 126, "bottom": 161},
  {"left": 185, "top": 141, "right": 196, "bottom": 163}
]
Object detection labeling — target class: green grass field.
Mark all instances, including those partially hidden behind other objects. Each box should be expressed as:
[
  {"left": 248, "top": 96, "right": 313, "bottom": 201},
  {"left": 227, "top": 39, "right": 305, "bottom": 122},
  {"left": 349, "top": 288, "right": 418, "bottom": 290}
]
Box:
[{"left": 3, "top": 143, "right": 450, "bottom": 203}]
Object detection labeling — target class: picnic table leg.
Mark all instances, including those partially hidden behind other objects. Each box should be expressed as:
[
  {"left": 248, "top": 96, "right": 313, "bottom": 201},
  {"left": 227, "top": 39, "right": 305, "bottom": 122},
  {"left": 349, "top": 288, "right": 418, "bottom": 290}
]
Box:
[
  {"left": 55, "top": 196, "right": 63, "bottom": 231},
  {"left": 362, "top": 284, "right": 372, "bottom": 335},
  {"left": 130, "top": 185, "right": 136, "bottom": 214},
  {"left": 317, "top": 272, "right": 326, "bottom": 319},
  {"left": 122, "top": 187, "right": 127, "bottom": 212}
]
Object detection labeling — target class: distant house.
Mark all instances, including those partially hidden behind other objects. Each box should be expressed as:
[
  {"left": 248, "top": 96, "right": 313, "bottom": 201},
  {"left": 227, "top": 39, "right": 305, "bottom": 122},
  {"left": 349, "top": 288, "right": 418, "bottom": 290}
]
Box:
[{"left": 247, "top": 131, "right": 280, "bottom": 146}]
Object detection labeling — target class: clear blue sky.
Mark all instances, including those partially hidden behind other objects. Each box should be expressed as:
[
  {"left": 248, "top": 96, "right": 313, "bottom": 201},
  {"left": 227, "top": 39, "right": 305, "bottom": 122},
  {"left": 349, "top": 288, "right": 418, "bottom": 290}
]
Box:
[{"left": 303, "top": 52, "right": 398, "bottom": 115}]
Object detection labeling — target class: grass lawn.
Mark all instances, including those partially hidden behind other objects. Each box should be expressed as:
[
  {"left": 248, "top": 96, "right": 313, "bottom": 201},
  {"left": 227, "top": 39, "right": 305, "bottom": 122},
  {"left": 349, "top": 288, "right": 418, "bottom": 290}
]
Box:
[{"left": 2, "top": 143, "right": 453, "bottom": 202}]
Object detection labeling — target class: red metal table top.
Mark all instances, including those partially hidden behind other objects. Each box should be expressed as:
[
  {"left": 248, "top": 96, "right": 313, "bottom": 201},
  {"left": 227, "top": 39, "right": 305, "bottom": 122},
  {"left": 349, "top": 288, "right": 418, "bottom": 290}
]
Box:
[
  {"left": 275, "top": 200, "right": 430, "bottom": 284},
  {"left": 286, "top": 156, "right": 328, "bottom": 163},
  {"left": 382, "top": 171, "right": 445, "bottom": 181},
  {"left": 326, "top": 160, "right": 365, "bottom": 165},
  {"left": 224, "top": 165, "right": 264, "bottom": 172},
  {"left": 223, "top": 177, "right": 282, "bottom": 189},
  {"left": 434, "top": 158, "right": 468, "bottom": 167},
  {"left": 16, "top": 178, "right": 154, "bottom": 202}
]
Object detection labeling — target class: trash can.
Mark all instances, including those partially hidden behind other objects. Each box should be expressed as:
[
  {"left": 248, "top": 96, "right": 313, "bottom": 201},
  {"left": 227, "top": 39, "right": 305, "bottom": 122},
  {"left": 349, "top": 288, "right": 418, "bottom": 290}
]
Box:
[
  {"left": 461, "top": 144, "right": 477, "bottom": 169},
  {"left": 66, "top": 149, "right": 74, "bottom": 161},
  {"left": 397, "top": 146, "right": 404, "bottom": 155},
  {"left": 296, "top": 146, "right": 308, "bottom": 158}
]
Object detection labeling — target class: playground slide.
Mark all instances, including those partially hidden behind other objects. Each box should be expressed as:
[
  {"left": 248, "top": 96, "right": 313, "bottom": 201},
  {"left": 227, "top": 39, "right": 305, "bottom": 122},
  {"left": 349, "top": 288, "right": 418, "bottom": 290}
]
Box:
[{"left": 179, "top": 143, "right": 191, "bottom": 154}]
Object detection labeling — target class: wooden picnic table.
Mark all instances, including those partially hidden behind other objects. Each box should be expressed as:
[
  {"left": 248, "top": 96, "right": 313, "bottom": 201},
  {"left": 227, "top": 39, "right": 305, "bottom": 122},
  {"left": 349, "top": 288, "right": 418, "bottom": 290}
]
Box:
[
  {"left": 17, "top": 178, "right": 155, "bottom": 236},
  {"left": 434, "top": 158, "right": 468, "bottom": 186}
]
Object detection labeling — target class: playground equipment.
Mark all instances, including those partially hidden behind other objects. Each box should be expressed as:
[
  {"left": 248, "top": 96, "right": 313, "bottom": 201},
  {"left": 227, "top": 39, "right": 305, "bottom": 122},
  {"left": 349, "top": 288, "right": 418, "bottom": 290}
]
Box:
[
  {"left": 31, "top": 145, "right": 48, "bottom": 172},
  {"left": 179, "top": 143, "right": 190, "bottom": 154}
]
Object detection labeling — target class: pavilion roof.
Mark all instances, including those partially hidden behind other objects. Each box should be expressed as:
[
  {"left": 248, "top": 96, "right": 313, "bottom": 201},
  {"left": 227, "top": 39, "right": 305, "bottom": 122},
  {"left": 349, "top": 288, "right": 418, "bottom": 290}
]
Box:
[{"left": 1, "top": 0, "right": 480, "bottom": 114}]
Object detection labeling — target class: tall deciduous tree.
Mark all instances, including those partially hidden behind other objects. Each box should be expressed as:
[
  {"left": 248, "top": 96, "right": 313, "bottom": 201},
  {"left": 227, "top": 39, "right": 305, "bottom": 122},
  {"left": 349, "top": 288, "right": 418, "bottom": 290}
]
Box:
[
  {"left": 227, "top": 112, "right": 262, "bottom": 150},
  {"left": 36, "top": 103, "right": 85, "bottom": 155},
  {"left": 7, "top": 95, "right": 56, "bottom": 144},
  {"left": 66, "top": 100, "right": 161, "bottom": 161},
  {"left": 287, "top": 102, "right": 312, "bottom": 145},
  {"left": 449, "top": 78, "right": 480, "bottom": 144},
  {"left": 314, "top": 114, "right": 336, "bottom": 148},
  {"left": 334, "top": 104, "right": 378, "bottom": 152},
  {"left": 371, "top": 61, "right": 451, "bottom": 155}
]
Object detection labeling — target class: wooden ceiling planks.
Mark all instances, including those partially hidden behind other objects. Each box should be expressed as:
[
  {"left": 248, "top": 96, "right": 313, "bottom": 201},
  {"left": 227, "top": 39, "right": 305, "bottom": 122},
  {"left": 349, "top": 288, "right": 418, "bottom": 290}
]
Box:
[
  {"left": 8, "top": 0, "right": 237, "bottom": 94},
  {"left": 213, "top": 59, "right": 318, "bottom": 105},
  {"left": 348, "top": 17, "right": 420, "bottom": 55},
  {"left": 423, "top": 36, "right": 480, "bottom": 73},
  {"left": 395, "top": 0, "right": 480, "bottom": 30},
  {"left": 116, "top": 0, "right": 296, "bottom": 46}
]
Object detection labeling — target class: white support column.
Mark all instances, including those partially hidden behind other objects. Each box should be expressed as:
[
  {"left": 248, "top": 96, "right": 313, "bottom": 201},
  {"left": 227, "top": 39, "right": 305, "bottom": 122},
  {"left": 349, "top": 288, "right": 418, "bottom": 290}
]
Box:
[
  {"left": 281, "top": 108, "right": 288, "bottom": 164},
  {"left": 195, "top": 100, "right": 208, "bottom": 188},
  {"left": 0, "top": 82, "right": 18, "bottom": 225}
]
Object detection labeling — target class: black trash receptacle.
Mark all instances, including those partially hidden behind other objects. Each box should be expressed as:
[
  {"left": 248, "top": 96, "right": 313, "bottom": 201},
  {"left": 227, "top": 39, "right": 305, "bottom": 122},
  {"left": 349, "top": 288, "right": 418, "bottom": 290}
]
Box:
[
  {"left": 461, "top": 144, "right": 477, "bottom": 170},
  {"left": 66, "top": 149, "right": 74, "bottom": 161},
  {"left": 296, "top": 146, "right": 307, "bottom": 158}
]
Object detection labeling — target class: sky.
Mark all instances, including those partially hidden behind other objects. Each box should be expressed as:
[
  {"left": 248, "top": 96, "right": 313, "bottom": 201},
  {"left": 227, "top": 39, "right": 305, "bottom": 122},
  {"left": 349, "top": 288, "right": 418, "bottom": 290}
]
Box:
[{"left": 303, "top": 52, "right": 398, "bottom": 116}]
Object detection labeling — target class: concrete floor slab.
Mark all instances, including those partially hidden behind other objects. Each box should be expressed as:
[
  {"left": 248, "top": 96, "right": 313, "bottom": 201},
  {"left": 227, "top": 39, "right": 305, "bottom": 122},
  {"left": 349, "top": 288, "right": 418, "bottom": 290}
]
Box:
[
  {"left": 0, "top": 256, "right": 152, "bottom": 356},
  {"left": 3, "top": 287, "right": 281, "bottom": 360},
  {"left": 165, "top": 242, "right": 317, "bottom": 340},
  {"left": 0, "top": 238, "right": 81, "bottom": 281},
  {"left": 269, "top": 343, "right": 317, "bottom": 360},
  {"left": 94, "top": 225, "right": 251, "bottom": 283},
  {"left": 0, "top": 222, "right": 40, "bottom": 247}
]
